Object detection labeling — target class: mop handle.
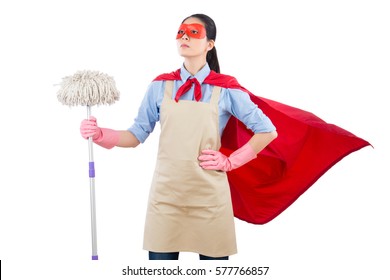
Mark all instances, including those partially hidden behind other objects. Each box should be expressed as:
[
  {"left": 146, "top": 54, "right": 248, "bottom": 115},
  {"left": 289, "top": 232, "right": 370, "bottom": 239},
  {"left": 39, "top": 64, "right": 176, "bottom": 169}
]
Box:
[{"left": 87, "top": 105, "right": 98, "bottom": 260}]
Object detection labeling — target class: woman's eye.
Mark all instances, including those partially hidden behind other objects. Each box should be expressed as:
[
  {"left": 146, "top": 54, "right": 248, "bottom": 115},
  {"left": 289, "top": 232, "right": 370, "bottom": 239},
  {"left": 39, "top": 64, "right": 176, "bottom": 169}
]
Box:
[
  {"left": 178, "top": 30, "right": 185, "bottom": 34},
  {"left": 191, "top": 30, "right": 199, "bottom": 34}
]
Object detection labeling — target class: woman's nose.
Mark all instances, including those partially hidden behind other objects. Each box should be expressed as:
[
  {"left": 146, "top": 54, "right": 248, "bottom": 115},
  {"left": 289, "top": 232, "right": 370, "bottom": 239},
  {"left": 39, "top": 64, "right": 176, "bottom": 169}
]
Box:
[{"left": 181, "top": 33, "right": 189, "bottom": 40}]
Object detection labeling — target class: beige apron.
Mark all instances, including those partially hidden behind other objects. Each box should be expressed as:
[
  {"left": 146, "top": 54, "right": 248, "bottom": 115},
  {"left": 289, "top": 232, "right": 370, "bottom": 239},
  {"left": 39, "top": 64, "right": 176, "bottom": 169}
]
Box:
[{"left": 143, "top": 81, "right": 237, "bottom": 257}]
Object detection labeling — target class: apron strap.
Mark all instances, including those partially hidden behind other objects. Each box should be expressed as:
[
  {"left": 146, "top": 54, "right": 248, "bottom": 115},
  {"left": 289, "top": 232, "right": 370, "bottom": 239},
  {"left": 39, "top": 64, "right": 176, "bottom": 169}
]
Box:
[
  {"left": 210, "top": 86, "right": 221, "bottom": 105},
  {"left": 164, "top": 81, "right": 174, "bottom": 99}
]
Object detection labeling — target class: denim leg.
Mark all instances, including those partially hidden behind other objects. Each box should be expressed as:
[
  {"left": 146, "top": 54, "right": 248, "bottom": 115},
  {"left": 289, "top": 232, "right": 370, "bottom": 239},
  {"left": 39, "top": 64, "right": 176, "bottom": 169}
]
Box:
[
  {"left": 149, "top": 251, "right": 179, "bottom": 260},
  {"left": 199, "top": 254, "right": 229, "bottom": 260}
]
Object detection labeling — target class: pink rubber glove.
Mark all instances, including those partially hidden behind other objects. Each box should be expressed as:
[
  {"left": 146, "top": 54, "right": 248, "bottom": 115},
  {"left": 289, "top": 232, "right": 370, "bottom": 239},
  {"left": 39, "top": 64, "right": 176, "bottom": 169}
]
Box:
[
  {"left": 198, "top": 142, "right": 257, "bottom": 172},
  {"left": 80, "top": 116, "right": 120, "bottom": 149}
]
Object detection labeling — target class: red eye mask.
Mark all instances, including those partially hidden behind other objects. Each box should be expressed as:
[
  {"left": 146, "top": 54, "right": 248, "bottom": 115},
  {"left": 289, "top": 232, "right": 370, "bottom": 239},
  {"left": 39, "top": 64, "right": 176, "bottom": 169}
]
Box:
[{"left": 176, "top": 23, "right": 206, "bottom": 39}]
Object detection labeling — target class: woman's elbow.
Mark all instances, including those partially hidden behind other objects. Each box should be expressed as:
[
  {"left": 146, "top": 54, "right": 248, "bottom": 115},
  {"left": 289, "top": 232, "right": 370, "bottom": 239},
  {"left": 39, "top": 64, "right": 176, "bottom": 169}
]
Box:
[{"left": 270, "top": 130, "right": 278, "bottom": 140}]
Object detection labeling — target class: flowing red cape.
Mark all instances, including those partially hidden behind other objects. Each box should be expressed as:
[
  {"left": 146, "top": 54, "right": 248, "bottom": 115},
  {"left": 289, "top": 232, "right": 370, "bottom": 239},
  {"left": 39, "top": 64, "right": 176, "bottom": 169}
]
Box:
[{"left": 154, "top": 69, "right": 371, "bottom": 224}]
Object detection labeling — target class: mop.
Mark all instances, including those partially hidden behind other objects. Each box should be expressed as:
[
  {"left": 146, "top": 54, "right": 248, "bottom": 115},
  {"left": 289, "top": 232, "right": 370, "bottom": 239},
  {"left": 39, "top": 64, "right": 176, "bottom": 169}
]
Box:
[{"left": 56, "top": 70, "right": 120, "bottom": 260}]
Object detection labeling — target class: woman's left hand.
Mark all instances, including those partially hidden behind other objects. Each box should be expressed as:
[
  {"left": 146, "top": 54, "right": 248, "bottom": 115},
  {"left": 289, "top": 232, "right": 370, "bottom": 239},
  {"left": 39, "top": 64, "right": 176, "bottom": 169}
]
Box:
[
  {"left": 199, "top": 142, "right": 259, "bottom": 172},
  {"left": 198, "top": 150, "right": 231, "bottom": 171}
]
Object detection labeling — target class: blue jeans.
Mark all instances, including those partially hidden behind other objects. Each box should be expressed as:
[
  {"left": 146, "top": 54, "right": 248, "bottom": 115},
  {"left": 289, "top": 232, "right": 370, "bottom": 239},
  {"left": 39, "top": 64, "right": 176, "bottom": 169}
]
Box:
[{"left": 149, "top": 251, "right": 229, "bottom": 260}]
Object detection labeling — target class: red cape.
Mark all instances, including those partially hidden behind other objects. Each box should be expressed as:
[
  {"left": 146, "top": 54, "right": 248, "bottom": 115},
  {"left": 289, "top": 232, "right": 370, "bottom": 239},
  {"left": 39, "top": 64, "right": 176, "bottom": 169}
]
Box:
[{"left": 154, "top": 69, "right": 371, "bottom": 224}]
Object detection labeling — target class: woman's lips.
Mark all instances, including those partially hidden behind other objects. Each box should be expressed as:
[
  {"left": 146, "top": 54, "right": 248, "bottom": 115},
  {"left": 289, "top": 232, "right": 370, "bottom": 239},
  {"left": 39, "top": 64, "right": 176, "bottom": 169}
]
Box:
[{"left": 180, "top": 44, "right": 189, "bottom": 48}]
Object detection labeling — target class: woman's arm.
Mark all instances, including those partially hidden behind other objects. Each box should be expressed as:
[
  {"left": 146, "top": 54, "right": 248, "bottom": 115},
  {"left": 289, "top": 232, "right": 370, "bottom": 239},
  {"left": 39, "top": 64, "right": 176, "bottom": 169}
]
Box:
[
  {"left": 248, "top": 131, "right": 278, "bottom": 154},
  {"left": 117, "top": 130, "right": 141, "bottom": 148},
  {"left": 80, "top": 119, "right": 141, "bottom": 149},
  {"left": 199, "top": 131, "right": 277, "bottom": 172},
  {"left": 198, "top": 88, "right": 278, "bottom": 171}
]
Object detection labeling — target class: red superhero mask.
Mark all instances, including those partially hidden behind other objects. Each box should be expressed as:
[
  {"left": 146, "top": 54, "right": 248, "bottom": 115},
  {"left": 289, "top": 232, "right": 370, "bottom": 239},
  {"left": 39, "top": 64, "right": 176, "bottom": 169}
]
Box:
[{"left": 176, "top": 23, "right": 207, "bottom": 39}]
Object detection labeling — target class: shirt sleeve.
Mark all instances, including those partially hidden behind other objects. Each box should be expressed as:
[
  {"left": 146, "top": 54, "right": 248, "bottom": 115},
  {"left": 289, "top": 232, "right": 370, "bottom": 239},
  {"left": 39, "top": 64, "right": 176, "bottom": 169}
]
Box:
[
  {"left": 127, "top": 81, "right": 164, "bottom": 143},
  {"left": 222, "top": 88, "right": 276, "bottom": 133}
]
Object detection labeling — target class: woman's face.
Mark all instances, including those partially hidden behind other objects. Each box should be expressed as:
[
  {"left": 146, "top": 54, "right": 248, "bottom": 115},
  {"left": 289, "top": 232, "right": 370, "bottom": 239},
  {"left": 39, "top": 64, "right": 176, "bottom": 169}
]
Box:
[{"left": 176, "top": 17, "right": 214, "bottom": 59}]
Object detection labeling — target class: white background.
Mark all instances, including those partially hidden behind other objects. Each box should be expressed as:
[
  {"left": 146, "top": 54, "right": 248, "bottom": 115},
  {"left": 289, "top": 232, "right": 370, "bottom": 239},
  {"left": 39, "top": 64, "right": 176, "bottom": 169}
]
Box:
[{"left": 0, "top": 0, "right": 389, "bottom": 279}]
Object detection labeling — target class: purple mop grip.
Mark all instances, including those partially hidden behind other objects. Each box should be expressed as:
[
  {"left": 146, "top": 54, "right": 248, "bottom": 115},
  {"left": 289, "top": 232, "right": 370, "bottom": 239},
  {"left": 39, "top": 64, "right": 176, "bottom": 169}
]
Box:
[
  {"left": 89, "top": 162, "right": 95, "bottom": 178},
  {"left": 92, "top": 255, "right": 99, "bottom": 260}
]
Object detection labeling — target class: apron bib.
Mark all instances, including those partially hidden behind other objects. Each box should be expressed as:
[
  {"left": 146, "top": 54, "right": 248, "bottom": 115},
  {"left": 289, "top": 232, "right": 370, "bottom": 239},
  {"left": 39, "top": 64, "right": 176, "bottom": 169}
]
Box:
[{"left": 143, "top": 81, "right": 237, "bottom": 257}]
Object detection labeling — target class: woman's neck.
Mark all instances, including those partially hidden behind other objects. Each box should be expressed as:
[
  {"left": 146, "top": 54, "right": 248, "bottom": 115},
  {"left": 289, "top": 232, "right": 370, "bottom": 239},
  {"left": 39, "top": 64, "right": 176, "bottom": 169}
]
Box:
[{"left": 183, "top": 59, "right": 207, "bottom": 76}]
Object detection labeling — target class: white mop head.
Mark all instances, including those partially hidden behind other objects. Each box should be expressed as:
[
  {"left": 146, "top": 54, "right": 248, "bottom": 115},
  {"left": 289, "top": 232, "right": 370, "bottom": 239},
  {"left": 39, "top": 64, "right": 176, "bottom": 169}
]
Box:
[{"left": 57, "top": 70, "right": 120, "bottom": 106}]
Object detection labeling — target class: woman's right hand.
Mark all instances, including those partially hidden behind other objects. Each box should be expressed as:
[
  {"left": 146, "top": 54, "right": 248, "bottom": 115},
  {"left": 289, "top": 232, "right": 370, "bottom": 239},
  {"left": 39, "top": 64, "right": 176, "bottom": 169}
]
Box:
[
  {"left": 79, "top": 117, "right": 140, "bottom": 149},
  {"left": 80, "top": 116, "right": 101, "bottom": 140}
]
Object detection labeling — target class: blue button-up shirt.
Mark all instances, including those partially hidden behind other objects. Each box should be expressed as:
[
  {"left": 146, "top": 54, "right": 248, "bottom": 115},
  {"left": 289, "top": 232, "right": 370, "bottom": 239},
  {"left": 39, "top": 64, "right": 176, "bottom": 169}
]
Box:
[{"left": 128, "top": 64, "right": 276, "bottom": 143}]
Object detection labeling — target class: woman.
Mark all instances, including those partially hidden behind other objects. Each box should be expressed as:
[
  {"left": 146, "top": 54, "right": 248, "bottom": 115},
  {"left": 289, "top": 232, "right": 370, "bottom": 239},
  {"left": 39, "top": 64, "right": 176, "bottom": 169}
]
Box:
[{"left": 80, "top": 13, "right": 277, "bottom": 260}]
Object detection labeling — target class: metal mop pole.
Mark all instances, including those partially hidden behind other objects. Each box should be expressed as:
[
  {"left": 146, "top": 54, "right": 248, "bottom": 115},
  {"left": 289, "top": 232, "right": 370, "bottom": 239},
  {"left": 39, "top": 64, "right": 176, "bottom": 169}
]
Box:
[{"left": 87, "top": 105, "right": 98, "bottom": 260}]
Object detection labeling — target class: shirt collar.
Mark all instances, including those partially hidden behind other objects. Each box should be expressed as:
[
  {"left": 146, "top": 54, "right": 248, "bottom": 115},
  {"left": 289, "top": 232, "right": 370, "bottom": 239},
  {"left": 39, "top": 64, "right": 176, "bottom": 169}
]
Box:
[{"left": 180, "top": 63, "right": 211, "bottom": 84}]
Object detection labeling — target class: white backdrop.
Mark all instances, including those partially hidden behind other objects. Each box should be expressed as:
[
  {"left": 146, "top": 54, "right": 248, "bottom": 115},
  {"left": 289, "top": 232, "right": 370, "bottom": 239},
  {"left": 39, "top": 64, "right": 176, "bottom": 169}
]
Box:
[{"left": 0, "top": 0, "right": 389, "bottom": 279}]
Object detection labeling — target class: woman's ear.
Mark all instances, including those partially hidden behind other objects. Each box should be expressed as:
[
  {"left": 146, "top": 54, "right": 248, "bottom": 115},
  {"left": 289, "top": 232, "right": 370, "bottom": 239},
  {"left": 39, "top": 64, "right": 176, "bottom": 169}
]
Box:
[{"left": 207, "top": 40, "right": 215, "bottom": 51}]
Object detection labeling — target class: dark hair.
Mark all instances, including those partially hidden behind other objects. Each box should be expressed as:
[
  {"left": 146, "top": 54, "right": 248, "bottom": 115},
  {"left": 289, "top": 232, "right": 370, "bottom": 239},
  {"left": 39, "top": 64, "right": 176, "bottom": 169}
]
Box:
[{"left": 182, "top": 14, "right": 220, "bottom": 73}]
